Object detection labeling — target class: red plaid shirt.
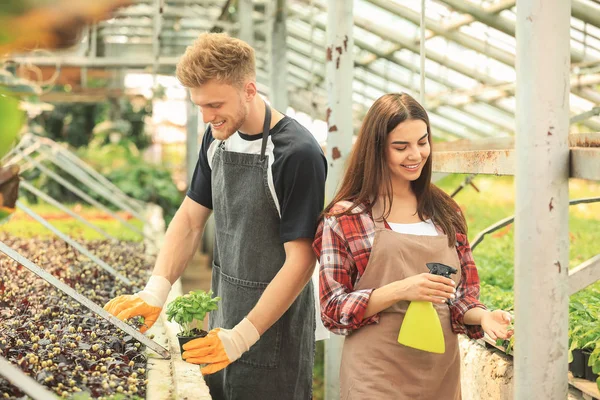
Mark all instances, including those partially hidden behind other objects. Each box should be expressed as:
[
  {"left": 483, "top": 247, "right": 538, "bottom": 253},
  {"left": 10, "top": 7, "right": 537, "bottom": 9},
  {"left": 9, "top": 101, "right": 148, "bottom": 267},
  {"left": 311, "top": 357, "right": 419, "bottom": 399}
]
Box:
[{"left": 312, "top": 201, "right": 486, "bottom": 338}]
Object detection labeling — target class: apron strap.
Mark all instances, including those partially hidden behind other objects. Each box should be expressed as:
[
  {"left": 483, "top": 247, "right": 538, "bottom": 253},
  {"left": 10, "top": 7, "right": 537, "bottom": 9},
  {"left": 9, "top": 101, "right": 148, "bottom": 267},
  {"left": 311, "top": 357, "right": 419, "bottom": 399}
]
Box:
[
  {"left": 371, "top": 199, "right": 387, "bottom": 230},
  {"left": 260, "top": 102, "right": 272, "bottom": 161}
]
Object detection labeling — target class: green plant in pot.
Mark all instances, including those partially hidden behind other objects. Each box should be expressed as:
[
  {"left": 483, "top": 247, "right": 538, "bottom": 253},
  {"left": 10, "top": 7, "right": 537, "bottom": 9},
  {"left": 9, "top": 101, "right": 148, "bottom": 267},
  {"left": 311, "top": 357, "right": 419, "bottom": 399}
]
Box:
[{"left": 166, "top": 290, "right": 220, "bottom": 353}]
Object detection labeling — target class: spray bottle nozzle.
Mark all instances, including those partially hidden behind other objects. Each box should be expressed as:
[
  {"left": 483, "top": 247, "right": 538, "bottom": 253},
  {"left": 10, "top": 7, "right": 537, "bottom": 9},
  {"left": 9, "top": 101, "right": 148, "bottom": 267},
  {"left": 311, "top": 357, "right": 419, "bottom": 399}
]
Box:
[{"left": 426, "top": 262, "right": 458, "bottom": 279}]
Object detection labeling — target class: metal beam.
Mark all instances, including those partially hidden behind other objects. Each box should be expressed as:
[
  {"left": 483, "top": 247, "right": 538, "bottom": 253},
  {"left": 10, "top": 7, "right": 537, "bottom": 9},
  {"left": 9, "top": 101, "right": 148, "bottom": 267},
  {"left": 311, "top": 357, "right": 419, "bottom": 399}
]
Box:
[
  {"left": 0, "top": 356, "right": 58, "bottom": 400},
  {"left": 438, "top": 0, "right": 585, "bottom": 62},
  {"left": 324, "top": 1, "right": 354, "bottom": 399},
  {"left": 437, "top": 0, "right": 515, "bottom": 37},
  {"left": 571, "top": 148, "right": 600, "bottom": 181},
  {"left": 471, "top": 196, "right": 600, "bottom": 251},
  {"left": 350, "top": 13, "right": 504, "bottom": 86},
  {"left": 286, "top": 48, "right": 483, "bottom": 139},
  {"left": 434, "top": 133, "right": 600, "bottom": 151},
  {"left": 152, "top": 0, "right": 163, "bottom": 79},
  {"left": 284, "top": 22, "right": 513, "bottom": 136},
  {"left": 433, "top": 150, "right": 515, "bottom": 175},
  {"left": 572, "top": 0, "right": 600, "bottom": 30},
  {"left": 16, "top": 201, "right": 132, "bottom": 285},
  {"left": 514, "top": 1, "right": 570, "bottom": 398},
  {"left": 268, "top": 0, "right": 289, "bottom": 111},
  {"left": 365, "top": 0, "right": 516, "bottom": 67},
  {"left": 286, "top": 54, "right": 477, "bottom": 140},
  {"left": 432, "top": 147, "right": 599, "bottom": 179},
  {"left": 186, "top": 95, "right": 199, "bottom": 184},
  {"left": 428, "top": 73, "right": 600, "bottom": 109},
  {"left": 569, "top": 254, "right": 600, "bottom": 296},
  {"left": 238, "top": 0, "right": 254, "bottom": 46},
  {"left": 19, "top": 180, "right": 119, "bottom": 242},
  {"left": 7, "top": 56, "right": 180, "bottom": 68}
]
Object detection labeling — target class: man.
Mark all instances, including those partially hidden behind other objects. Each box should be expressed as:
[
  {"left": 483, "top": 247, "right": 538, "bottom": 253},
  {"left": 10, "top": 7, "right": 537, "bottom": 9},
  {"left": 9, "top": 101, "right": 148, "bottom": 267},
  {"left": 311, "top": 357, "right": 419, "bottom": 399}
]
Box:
[{"left": 104, "top": 33, "right": 327, "bottom": 400}]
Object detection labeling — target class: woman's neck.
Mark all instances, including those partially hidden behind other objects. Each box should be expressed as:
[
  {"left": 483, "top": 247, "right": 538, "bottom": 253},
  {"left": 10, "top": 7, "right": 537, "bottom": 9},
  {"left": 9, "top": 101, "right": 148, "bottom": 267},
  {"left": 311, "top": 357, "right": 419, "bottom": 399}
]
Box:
[{"left": 391, "top": 179, "right": 413, "bottom": 199}]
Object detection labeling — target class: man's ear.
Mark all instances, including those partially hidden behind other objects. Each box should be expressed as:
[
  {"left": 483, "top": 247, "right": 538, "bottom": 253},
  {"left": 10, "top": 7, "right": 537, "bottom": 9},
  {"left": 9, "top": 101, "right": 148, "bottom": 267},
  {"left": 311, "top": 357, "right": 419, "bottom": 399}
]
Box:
[{"left": 243, "top": 81, "right": 257, "bottom": 102}]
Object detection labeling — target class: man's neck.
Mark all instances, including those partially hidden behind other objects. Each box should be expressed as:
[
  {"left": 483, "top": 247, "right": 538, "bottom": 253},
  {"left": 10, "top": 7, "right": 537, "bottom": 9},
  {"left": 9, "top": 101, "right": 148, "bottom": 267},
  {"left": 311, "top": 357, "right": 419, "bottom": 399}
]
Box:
[{"left": 239, "top": 97, "right": 283, "bottom": 135}]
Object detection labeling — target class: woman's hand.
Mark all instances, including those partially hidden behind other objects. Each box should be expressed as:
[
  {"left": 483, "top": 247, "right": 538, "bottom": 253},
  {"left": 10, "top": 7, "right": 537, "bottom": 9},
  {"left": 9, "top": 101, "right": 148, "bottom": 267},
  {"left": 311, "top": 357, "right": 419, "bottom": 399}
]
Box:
[
  {"left": 481, "top": 310, "right": 513, "bottom": 340},
  {"left": 395, "top": 273, "right": 456, "bottom": 304}
]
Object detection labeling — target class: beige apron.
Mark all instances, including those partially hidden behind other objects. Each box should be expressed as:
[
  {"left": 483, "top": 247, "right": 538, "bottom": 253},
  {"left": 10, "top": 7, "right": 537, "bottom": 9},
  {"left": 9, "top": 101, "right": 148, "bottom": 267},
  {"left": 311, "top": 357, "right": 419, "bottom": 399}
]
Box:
[{"left": 340, "top": 206, "right": 462, "bottom": 400}]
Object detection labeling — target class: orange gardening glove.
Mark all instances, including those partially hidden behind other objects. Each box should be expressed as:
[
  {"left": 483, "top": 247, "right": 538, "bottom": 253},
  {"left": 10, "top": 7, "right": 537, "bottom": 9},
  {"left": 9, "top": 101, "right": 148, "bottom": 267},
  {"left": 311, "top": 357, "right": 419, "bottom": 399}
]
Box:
[
  {"left": 104, "top": 275, "right": 171, "bottom": 333},
  {"left": 182, "top": 318, "right": 260, "bottom": 375}
]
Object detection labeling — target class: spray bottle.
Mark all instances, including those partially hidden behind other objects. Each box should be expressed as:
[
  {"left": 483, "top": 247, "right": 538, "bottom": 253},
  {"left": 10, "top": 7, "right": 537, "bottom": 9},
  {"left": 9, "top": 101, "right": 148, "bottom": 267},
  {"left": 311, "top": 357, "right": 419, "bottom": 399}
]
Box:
[{"left": 397, "top": 262, "right": 458, "bottom": 354}]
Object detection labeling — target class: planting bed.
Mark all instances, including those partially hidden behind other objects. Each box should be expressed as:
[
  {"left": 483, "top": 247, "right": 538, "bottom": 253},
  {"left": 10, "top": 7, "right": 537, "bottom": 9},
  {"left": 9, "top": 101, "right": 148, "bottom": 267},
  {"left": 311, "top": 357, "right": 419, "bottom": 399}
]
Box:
[{"left": 0, "top": 233, "right": 154, "bottom": 399}]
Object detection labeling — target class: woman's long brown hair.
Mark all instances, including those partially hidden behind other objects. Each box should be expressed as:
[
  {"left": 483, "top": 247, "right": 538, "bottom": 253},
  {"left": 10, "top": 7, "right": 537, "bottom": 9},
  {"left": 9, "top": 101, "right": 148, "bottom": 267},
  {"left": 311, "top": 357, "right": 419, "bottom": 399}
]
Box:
[{"left": 324, "top": 93, "right": 466, "bottom": 246}]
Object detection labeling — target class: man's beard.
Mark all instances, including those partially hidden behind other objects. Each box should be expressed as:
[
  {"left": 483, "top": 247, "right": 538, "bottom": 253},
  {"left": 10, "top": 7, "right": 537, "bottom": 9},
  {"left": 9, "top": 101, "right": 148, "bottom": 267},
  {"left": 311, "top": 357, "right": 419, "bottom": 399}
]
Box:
[{"left": 212, "top": 100, "right": 248, "bottom": 140}]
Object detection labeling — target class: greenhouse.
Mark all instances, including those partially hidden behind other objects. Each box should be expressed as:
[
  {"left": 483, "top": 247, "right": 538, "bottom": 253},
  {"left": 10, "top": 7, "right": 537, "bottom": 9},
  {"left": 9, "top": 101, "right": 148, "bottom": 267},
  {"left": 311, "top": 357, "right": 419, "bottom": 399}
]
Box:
[{"left": 0, "top": 0, "right": 599, "bottom": 399}]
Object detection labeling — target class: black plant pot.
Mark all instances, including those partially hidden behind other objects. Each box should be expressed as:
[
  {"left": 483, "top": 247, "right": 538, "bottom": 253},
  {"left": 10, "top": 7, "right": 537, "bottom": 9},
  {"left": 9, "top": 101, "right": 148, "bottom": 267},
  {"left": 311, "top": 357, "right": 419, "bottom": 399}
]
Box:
[
  {"left": 570, "top": 349, "right": 586, "bottom": 378},
  {"left": 177, "top": 329, "right": 208, "bottom": 354},
  {"left": 583, "top": 350, "right": 599, "bottom": 382}
]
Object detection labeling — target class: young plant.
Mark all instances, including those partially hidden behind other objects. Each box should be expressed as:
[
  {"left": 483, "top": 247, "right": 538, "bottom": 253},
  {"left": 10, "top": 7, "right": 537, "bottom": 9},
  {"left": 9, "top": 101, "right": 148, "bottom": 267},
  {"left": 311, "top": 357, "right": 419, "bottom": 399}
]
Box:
[
  {"left": 495, "top": 318, "right": 515, "bottom": 355},
  {"left": 166, "top": 290, "right": 220, "bottom": 337}
]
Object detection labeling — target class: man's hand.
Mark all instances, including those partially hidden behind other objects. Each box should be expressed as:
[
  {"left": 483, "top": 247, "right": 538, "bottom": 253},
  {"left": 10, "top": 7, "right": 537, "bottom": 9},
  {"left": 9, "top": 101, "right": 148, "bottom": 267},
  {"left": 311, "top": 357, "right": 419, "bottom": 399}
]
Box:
[
  {"left": 481, "top": 309, "right": 513, "bottom": 341},
  {"left": 182, "top": 318, "right": 260, "bottom": 375},
  {"left": 104, "top": 275, "right": 171, "bottom": 333}
]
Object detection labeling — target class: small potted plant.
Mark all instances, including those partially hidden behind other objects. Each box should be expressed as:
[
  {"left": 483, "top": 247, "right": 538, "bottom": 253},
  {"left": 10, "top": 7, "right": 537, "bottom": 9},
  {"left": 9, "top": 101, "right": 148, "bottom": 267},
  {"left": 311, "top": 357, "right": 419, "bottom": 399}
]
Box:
[{"left": 166, "top": 290, "right": 220, "bottom": 353}]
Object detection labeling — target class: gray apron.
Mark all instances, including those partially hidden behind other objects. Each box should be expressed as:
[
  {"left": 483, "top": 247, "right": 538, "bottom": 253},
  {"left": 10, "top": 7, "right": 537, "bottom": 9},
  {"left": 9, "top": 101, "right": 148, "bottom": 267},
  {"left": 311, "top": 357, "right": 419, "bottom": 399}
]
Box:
[{"left": 204, "top": 104, "right": 315, "bottom": 400}]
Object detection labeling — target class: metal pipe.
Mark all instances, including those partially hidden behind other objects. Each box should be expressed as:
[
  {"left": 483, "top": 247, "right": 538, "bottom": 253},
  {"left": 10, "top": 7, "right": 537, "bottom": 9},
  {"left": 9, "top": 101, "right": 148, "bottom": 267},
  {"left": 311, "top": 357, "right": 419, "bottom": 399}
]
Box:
[
  {"left": 470, "top": 196, "right": 600, "bottom": 251},
  {"left": 35, "top": 147, "right": 147, "bottom": 222},
  {"left": 419, "top": 0, "right": 426, "bottom": 105},
  {"left": 186, "top": 95, "right": 200, "bottom": 184},
  {"left": 324, "top": 1, "right": 354, "bottom": 399},
  {"left": 0, "top": 356, "right": 58, "bottom": 399},
  {"left": 569, "top": 254, "right": 600, "bottom": 296},
  {"left": 16, "top": 201, "right": 132, "bottom": 285},
  {"left": 19, "top": 180, "right": 119, "bottom": 242},
  {"left": 268, "top": 0, "right": 289, "bottom": 111},
  {"left": 514, "top": 1, "right": 570, "bottom": 398},
  {"left": 33, "top": 135, "right": 145, "bottom": 212},
  {"left": 238, "top": 0, "right": 254, "bottom": 46},
  {"left": 18, "top": 152, "right": 150, "bottom": 240}
]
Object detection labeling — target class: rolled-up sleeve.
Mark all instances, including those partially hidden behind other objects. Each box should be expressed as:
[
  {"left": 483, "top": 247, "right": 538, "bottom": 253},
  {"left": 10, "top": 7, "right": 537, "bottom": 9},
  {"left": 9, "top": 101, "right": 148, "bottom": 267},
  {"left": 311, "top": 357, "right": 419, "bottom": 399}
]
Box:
[
  {"left": 313, "top": 216, "right": 379, "bottom": 336},
  {"left": 449, "top": 233, "right": 486, "bottom": 339}
]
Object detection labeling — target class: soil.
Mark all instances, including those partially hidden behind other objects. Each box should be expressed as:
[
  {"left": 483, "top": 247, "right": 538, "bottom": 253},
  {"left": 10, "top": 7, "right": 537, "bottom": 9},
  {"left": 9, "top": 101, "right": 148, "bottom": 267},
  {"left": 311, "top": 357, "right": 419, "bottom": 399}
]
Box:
[{"left": 0, "top": 234, "right": 154, "bottom": 399}]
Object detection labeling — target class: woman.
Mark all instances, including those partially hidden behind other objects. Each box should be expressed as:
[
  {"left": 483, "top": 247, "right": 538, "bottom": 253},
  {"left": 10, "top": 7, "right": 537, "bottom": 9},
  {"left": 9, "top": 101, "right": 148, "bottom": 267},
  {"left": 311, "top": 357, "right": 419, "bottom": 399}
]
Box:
[{"left": 313, "top": 93, "right": 512, "bottom": 399}]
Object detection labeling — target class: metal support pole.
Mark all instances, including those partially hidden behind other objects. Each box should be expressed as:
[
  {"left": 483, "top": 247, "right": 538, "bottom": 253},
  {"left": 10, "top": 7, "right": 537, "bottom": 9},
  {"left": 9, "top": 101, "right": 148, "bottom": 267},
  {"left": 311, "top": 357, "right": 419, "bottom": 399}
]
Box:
[
  {"left": 238, "top": 0, "right": 254, "bottom": 46},
  {"left": 419, "top": 0, "right": 426, "bottom": 105},
  {"left": 514, "top": 1, "right": 570, "bottom": 398},
  {"left": 268, "top": 0, "right": 289, "bottom": 111},
  {"left": 152, "top": 0, "right": 163, "bottom": 83},
  {"left": 324, "top": 1, "right": 354, "bottom": 399},
  {"left": 186, "top": 96, "right": 200, "bottom": 184}
]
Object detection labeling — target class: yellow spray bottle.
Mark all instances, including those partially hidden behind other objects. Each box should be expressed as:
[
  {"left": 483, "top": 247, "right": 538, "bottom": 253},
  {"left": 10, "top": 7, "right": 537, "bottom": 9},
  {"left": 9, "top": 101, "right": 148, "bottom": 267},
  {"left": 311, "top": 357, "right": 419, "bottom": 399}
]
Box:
[{"left": 397, "top": 262, "right": 457, "bottom": 354}]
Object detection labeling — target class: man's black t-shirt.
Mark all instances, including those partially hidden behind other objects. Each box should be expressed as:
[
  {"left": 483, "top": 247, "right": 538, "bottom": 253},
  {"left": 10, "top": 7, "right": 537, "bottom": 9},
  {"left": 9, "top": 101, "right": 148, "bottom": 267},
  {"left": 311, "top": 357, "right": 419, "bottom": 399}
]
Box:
[{"left": 187, "top": 116, "right": 327, "bottom": 243}]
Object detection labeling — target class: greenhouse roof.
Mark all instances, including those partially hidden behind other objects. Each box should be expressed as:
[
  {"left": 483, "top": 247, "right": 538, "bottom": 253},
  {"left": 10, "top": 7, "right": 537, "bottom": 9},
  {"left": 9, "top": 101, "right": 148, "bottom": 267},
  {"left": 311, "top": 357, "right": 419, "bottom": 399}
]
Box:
[{"left": 9, "top": 0, "right": 600, "bottom": 140}]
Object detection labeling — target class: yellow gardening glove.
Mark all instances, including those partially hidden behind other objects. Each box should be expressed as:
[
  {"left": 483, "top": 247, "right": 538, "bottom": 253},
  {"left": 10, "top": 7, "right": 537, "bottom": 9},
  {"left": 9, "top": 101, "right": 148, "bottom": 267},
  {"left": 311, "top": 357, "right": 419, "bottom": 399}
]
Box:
[
  {"left": 182, "top": 318, "right": 260, "bottom": 375},
  {"left": 104, "top": 275, "right": 171, "bottom": 333}
]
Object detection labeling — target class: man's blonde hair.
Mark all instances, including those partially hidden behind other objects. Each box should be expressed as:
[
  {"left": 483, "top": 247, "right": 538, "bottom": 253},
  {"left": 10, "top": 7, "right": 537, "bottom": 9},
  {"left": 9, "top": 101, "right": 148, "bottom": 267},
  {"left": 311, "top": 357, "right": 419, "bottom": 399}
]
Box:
[{"left": 176, "top": 33, "right": 256, "bottom": 88}]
